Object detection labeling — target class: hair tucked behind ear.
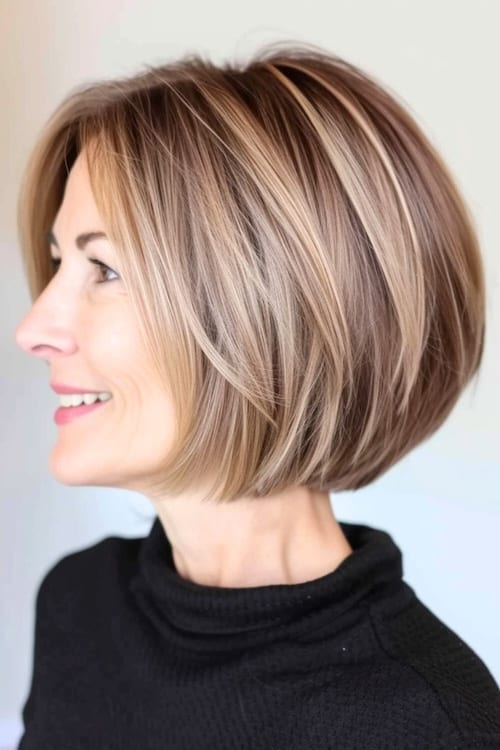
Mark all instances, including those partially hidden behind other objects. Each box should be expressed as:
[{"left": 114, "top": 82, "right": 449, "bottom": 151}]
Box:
[{"left": 17, "top": 40, "right": 486, "bottom": 502}]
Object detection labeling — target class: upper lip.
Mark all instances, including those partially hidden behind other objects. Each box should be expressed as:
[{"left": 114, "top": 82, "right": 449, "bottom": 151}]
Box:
[{"left": 50, "top": 383, "right": 110, "bottom": 394}]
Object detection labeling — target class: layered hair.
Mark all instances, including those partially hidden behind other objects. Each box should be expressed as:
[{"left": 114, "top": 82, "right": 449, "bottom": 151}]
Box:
[{"left": 17, "top": 41, "right": 485, "bottom": 502}]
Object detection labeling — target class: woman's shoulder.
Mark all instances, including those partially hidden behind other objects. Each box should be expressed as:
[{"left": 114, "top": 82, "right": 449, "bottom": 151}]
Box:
[
  {"left": 365, "top": 581, "right": 500, "bottom": 743},
  {"left": 34, "top": 527, "right": 145, "bottom": 626},
  {"left": 257, "top": 580, "right": 500, "bottom": 748}
]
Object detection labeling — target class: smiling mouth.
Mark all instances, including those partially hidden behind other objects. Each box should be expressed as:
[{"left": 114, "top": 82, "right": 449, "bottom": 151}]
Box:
[{"left": 54, "top": 397, "right": 111, "bottom": 425}]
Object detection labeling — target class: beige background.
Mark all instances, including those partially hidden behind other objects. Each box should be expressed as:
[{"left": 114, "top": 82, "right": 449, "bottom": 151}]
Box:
[{"left": 1, "top": 0, "right": 499, "bottom": 746}]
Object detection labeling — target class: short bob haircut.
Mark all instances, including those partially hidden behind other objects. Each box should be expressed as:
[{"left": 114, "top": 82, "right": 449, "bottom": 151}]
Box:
[{"left": 17, "top": 41, "right": 485, "bottom": 503}]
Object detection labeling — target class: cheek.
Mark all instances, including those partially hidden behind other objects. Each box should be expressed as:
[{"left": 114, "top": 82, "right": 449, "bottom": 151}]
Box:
[
  {"left": 86, "top": 307, "right": 145, "bottom": 376},
  {"left": 82, "top": 306, "right": 176, "bottom": 442},
  {"left": 86, "top": 311, "right": 168, "bottom": 407}
]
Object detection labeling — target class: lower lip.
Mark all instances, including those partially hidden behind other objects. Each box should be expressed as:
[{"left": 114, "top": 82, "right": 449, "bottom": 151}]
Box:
[{"left": 54, "top": 399, "right": 111, "bottom": 425}]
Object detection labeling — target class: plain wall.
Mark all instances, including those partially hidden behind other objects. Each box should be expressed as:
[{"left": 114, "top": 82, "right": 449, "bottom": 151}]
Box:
[{"left": 1, "top": 0, "right": 499, "bottom": 747}]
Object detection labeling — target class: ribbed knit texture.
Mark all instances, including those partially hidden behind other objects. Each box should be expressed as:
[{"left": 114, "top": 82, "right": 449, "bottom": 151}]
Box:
[{"left": 17, "top": 516, "right": 500, "bottom": 749}]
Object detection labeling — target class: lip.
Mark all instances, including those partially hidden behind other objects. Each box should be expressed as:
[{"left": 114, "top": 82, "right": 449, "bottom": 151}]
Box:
[
  {"left": 51, "top": 382, "right": 110, "bottom": 394},
  {"left": 54, "top": 399, "right": 110, "bottom": 426}
]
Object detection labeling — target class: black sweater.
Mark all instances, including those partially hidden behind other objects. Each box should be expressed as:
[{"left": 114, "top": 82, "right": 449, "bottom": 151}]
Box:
[{"left": 17, "top": 515, "right": 500, "bottom": 749}]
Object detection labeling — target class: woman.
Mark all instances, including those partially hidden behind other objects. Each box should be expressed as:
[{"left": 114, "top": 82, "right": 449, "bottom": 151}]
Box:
[{"left": 14, "top": 41, "right": 500, "bottom": 749}]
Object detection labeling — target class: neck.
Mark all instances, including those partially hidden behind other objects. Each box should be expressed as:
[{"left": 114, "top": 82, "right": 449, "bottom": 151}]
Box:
[{"left": 151, "top": 486, "right": 353, "bottom": 588}]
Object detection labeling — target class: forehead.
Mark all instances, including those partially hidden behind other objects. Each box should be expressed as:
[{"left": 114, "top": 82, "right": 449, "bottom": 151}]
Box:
[{"left": 53, "top": 149, "right": 103, "bottom": 231}]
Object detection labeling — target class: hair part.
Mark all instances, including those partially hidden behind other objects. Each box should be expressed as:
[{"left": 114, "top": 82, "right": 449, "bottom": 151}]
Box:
[{"left": 17, "top": 40, "right": 486, "bottom": 502}]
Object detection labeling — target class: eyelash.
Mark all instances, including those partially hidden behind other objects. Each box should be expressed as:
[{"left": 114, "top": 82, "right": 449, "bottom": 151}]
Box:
[{"left": 50, "top": 257, "right": 119, "bottom": 284}]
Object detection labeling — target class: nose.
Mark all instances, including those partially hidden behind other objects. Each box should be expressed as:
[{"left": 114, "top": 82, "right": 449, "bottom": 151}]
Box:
[{"left": 14, "top": 288, "right": 78, "bottom": 363}]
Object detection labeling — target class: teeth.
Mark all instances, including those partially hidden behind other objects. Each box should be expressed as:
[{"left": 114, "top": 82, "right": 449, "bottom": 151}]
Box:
[{"left": 59, "top": 392, "right": 112, "bottom": 408}]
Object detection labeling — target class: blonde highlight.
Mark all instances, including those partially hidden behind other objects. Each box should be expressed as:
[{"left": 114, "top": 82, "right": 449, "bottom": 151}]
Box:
[{"left": 17, "top": 41, "right": 486, "bottom": 502}]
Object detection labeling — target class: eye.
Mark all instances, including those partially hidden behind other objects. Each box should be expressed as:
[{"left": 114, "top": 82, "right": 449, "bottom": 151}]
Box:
[
  {"left": 88, "top": 258, "right": 120, "bottom": 283},
  {"left": 49, "top": 257, "right": 120, "bottom": 284}
]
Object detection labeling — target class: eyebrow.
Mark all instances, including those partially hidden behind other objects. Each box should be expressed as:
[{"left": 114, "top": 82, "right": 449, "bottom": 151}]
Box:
[{"left": 47, "top": 229, "right": 108, "bottom": 251}]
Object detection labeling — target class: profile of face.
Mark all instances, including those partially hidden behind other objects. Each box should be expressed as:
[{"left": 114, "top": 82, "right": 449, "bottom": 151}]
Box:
[{"left": 15, "top": 149, "right": 177, "bottom": 494}]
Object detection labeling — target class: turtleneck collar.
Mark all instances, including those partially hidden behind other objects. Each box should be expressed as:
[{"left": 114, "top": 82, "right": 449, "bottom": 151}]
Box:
[{"left": 129, "top": 515, "right": 405, "bottom": 652}]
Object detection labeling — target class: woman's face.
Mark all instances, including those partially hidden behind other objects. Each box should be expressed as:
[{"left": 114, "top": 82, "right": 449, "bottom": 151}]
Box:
[{"left": 15, "top": 149, "right": 176, "bottom": 493}]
